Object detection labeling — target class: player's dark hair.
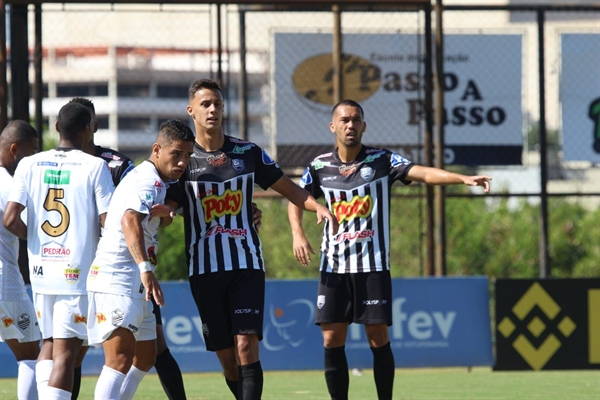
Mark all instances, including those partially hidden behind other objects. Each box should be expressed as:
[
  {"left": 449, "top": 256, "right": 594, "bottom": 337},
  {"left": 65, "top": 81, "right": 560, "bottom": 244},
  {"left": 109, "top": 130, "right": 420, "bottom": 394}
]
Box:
[
  {"left": 158, "top": 119, "right": 195, "bottom": 144},
  {"left": 68, "top": 97, "right": 95, "bottom": 114},
  {"left": 188, "top": 79, "right": 223, "bottom": 100},
  {"left": 332, "top": 99, "right": 364, "bottom": 119},
  {"left": 56, "top": 102, "right": 91, "bottom": 141},
  {"left": 0, "top": 120, "right": 38, "bottom": 149}
]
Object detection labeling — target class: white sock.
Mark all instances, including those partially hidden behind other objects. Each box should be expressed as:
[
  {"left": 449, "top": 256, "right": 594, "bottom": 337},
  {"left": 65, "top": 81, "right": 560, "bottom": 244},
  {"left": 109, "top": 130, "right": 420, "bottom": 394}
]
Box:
[
  {"left": 35, "top": 359, "right": 53, "bottom": 395},
  {"left": 119, "top": 365, "right": 147, "bottom": 400},
  {"left": 43, "top": 386, "right": 71, "bottom": 400},
  {"left": 17, "top": 359, "right": 38, "bottom": 400},
  {"left": 94, "top": 365, "right": 126, "bottom": 400}
]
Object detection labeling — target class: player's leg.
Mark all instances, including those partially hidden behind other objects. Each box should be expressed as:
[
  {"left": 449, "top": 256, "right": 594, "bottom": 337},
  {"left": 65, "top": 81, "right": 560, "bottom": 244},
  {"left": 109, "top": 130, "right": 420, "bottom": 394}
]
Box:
[
  {"left": 70, "top": 346, "right": 88, "bottom": 400},
  {"left": 1, "top": 297, "right": 41, "bottom": 400},
  {"left": 190, "top": 272, "right": 240, "bottom": 398},
  {"left": 356, "top": 271, "right": 394, "bottom": 400},
  {"left": 231, "top": 269, "right": 265, "bottom": 400},
  {"left": 152, "top": 297, "right": 187, "bottom": 400},
  {"left": 316, "top": 272, "right": 353, "bottom": 400},
  {"left": 32, "top": 293, "right": 54, "bottom": 395},
  {"left": 120, "top": 303, "right": 158, "bottom": 400}
]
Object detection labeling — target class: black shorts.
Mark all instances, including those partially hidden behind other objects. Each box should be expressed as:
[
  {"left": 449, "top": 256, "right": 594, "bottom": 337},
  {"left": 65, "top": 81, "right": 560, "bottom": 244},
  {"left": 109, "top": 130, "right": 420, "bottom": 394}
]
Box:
[
  {"left": 150, "top": 295, "right": 162, "bottom": 325},
  {"left": 315, "top": 270, "right": 392, "bottom": 326},
  {"left": 189, "top": 269, "right": 265, "bottom": 352}
]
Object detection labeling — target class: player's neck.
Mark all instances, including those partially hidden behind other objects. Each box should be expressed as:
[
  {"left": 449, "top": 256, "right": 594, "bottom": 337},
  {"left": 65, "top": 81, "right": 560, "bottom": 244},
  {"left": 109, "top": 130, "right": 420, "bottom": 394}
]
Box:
[
  {"left": 195, "top": 127, "right": 225, "bottom": 152},
  {"left": 337, "top": 145, "right": 362, "bottom": 163},
  {"left": 83, "top": 139, "right": 96, "bottom": 155}
]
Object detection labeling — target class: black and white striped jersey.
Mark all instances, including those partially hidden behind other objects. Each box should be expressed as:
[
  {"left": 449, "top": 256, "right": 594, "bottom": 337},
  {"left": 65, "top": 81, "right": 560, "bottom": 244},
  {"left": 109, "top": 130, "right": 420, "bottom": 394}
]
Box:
[
  {"left": 299, "top": 146, "right": 415, "bottom": 274},
  {"left": 167, "top": 136, "right": 283, "bottom": 276}
]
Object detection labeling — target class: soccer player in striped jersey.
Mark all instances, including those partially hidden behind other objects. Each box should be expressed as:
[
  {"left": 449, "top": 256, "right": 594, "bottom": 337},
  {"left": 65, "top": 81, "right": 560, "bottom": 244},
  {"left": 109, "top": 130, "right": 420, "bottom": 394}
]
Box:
[
  {"left": 166, "top": 79, "right": 338, "bottom": 400},
  {"left": 3, "top": 103, "right": 115, "bottom": 400},
  {"left": 0, "top": 120, "right": 41, "bottom": 400},
  {"left": 70, "top": 97, "right": 188, "bottom": 400},
  {"left": 288, "top": 99, "right": 492, "bottom": 400},
  {"left": 87, "top": 120, "right": 194, "bottom": 400}
]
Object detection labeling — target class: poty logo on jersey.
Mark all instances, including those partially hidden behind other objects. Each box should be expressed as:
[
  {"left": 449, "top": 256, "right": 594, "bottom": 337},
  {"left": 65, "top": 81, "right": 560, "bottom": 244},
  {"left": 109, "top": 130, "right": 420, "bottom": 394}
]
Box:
[
  {"left": 43, "top": 169, "right": 70, "bottom": 185},
  {"left": 41, "top": 242, "right": 71, "bottom": 259},
  {"left": 202, "top": 189, "right": 243, "bottom": 222},
  {"left": 332, "top": 195, "right": 373, "bottom": 222},
  {"left": 299, "top": 168, "right": 312, "bottom": 189},
  {"left": 89, "top": 265, "right": 100, "bottom": 280},
  {"left": 391, "top": 153, "right": 410, "bottom": 167},
  {"left": 2, "top": 317, "right": 13, "bottom": 328},
  {"left": 339, "top": 164, "right": 357, "bottom": 177},
  {"left": 262, "top": 150, "right": 278, "bottom": 167},
  {"left": 64, "top": 265, "right": 81, "bottom": 284},
  {"left": 73, "top": 314, "right": 86, "bottom": 324},
  {"left": 335, "top": 229, "right": 375, "bottom": 243},
  {"left": 207, "top": 152, "right": 228, "bottom": 167},
  {"left": 206, "top": 225, "right": 248, "bottom": 239}
]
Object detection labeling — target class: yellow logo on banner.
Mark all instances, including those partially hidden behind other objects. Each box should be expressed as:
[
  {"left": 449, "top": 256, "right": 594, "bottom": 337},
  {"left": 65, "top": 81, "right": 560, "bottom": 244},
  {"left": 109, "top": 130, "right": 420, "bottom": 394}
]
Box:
[{"left": 498, "top": 282, "right": 577, "bottom": 370}]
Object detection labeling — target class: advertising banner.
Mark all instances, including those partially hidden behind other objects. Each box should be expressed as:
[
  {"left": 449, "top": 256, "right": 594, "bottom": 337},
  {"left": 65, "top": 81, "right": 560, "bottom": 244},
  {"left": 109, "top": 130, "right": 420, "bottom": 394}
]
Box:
[
  {"left": 272, "top": 33, "right": 523, "bottom": 166},
  {"left": 0, "top": 277, "right": 493, "bottom": 378},
  {"left": 560, "top": 33, "right": 600, "bottom": 163},
  {"left": 495, "top": 278, "right": 600, "bottom": 370}
]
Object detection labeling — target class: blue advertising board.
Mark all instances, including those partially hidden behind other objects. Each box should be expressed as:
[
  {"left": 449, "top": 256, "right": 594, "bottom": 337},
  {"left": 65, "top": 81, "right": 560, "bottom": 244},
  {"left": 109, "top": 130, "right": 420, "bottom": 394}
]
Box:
[{"left": 0, "top": 277, "right": 493, "bottom": 378}]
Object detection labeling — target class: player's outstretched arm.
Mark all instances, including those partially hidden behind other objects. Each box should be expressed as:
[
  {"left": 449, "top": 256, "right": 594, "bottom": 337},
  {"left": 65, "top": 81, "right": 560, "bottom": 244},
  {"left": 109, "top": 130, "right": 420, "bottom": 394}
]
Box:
[
  {"left": 288, "top": 202, "right": 315, "bottom": 267},
  {"left": 3, "top": 201, "right": 27, "bottom": 239},
  {"left": 121, "top": 209, "right": 164, "bottom": 306},
  {"left": 406, "top": 165, "right": 492, "bottom": 193}
]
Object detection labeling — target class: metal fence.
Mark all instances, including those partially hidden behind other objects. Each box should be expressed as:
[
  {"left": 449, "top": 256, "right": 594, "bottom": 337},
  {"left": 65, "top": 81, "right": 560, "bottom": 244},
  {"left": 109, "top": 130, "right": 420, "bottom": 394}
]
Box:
[{"left": 3, "top": 2, "right": 599, "bottom": 279}]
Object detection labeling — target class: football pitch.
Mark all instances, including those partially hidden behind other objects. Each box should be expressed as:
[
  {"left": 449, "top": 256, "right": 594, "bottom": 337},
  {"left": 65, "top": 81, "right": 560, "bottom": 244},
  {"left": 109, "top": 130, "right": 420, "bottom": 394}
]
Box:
[{"left": 0, "top": 367, "right": 599, "bottom": 399}]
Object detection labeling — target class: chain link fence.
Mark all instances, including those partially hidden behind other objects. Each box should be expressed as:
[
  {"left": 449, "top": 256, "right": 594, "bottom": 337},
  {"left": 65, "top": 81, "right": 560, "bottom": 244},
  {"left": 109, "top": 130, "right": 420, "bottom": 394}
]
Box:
[{"left": 7, "top": 3, "right": 600, "bottom": 278}]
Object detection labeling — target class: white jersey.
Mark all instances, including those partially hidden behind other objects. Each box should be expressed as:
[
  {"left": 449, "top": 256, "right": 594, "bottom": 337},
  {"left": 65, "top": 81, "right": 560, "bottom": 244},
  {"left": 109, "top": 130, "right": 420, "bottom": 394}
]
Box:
[
  {"left": 88, "top": 161, "right": 167, "bottom": 298},
  {"left": 0, "top": 167, "right": 28, "bottom": 301},
  {"left": 7, "top": 149, "right": 114, "bottom": 295}
]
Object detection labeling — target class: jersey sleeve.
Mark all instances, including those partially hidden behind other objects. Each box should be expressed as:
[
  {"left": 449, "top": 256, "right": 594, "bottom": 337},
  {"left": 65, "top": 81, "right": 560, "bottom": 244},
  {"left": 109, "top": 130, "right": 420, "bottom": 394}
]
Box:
[
  {"left": 93, "top": 161, "right": 115, "bottom": 214},
  {"left": 254, "top": 148, "right": 284, "bottom": 190},
  {"left": 388, "top": 151, "right": 415, "bottom": 185},
  {"left": 298, "top": 164, "right": 322, "bottom": 199},
  {"left": 124, "top": 183, "right": 158, "bottom": 216},
  {"left": 6, "top": 157, "right": 32, "bottom": 206}
]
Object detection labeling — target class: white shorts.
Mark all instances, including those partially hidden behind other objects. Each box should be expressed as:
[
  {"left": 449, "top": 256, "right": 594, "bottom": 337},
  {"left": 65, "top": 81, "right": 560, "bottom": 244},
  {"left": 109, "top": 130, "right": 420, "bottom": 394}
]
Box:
[
  {"left": 0, "top": 298, "right": 41, "bottom": 343},
  {"left": 87, "top": 292, "right": 156, "bottom": 347},
  {"left": 33, "top": 293, "right": 88, "bottom": 344}
]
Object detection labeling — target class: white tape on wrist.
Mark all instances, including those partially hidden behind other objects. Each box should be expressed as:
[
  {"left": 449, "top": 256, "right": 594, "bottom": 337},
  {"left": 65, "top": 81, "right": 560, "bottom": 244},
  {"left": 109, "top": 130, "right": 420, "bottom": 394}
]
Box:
[{"left": 138, "top": 261, "right": 155, "bottom": 273}]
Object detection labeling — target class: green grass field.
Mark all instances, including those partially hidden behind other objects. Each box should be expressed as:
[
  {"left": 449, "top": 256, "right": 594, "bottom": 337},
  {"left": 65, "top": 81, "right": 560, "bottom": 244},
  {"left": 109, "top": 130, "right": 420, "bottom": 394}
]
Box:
[{"left": 0, "top": 367, "right": 599, "bottom": 399}]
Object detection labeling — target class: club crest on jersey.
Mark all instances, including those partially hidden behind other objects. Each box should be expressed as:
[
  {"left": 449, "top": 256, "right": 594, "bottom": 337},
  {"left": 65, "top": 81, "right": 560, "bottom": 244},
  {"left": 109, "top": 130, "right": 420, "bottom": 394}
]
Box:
[
  {"left": 2, "top": 317, "right": 13, "bottom": 328},
  {"left": 202, "top": 189, "right": 243, "bottom": 222},
  {"left": 111, "top": 309, "right": 124, "bottom": 326},
  {"left": 299, "top": 168, "right": 312, "bottom": 188},
  {"left": 391, "top": 153, "right": 410, "bottom": 167},
  {"left": 17, "top": 313, "right": 31, "bottom": 330},
  {"left": 317, "top": 295, "right": 326, "bottom": 309},
  {"left": 232, "top": 159, "right": 245, "bottom": 173},
  {"left": 339, "top": 164, "right": 356, "bottom": 177},
  {"left": 64, "top": 264, "right": 81, "bottom": 284},
  {"left": 261, "top": 150, "right": 278, "bottom": 167},
  {"left": 207, "top": 152, "right": 228, "bottom": 167},
  {"left": 360, "top": 166, "right": 375, "bottom": 182},
  {"left": 332, "top": 195, "right": 373, "bottom": 222}
]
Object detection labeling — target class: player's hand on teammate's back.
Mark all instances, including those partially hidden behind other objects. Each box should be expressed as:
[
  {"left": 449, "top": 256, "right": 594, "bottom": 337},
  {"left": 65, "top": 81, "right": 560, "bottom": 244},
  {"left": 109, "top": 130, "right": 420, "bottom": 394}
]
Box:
[{"left": 142, "top": 272, "right": 164, "bottom": 306}]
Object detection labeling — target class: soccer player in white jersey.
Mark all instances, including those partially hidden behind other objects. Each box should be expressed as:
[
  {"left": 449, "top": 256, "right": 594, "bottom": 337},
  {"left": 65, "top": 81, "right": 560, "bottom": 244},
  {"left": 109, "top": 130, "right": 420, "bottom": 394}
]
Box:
[
  {"left": 3, "top": 102, "right": 115, "bottom": 400},
  {"left": 0, "top": 120, "right": 41, "bottom": 400},
  {"left": 289, "top": 100, "right": 492, "bottom": 400},
  {"left": 87, "top": 120, "right": 195, "bottom": 400}
]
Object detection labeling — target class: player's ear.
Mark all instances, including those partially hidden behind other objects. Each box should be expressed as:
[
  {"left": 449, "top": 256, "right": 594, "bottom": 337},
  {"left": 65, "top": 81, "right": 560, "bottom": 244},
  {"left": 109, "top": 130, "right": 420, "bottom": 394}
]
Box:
[
  {"left": 330, "top": 121, "right": 335, "bottom": 134},
  {"left": 362, "top": 121, "right": 367, "bottom": 132},
  {"left": 151, "top": 142, "right": 161, "bottom": 157},
  {"left": 9, "top": 142, "right": 18, "bottom": 157},
  {"left": 186, "top": 104, "right": 193, "bottom": 117}
]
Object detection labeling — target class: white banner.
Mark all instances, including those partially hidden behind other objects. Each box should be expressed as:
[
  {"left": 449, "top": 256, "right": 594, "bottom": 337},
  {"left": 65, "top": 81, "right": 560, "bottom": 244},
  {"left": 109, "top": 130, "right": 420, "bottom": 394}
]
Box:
[
  {"left": 560, "top": 33, "right": 600, "bottom": 163},
  {"left": 272, "top": 33, "right": 523, "bottom": 165}
]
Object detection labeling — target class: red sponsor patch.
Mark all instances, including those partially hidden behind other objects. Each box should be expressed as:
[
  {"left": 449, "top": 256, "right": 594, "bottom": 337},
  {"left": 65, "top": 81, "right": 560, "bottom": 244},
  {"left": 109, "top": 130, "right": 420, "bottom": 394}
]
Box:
[
  {"left": 332, "top": 195, "right": 373, "bottom": 222},
  {"left": 201, "top": 189, "right": 242, "bottom": 222}
]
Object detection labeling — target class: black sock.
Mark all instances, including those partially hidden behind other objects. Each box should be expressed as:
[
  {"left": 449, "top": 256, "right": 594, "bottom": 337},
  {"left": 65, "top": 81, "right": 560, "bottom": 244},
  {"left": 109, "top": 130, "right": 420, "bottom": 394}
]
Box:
[
  {"left": 154, "top": 348, "right": 187, "bottom": 400},
  {"left": 71, "top": 365, "right": 82, "bottom": 400},
  {"left": 240, "top": 361, "right": 263, "bottom": 400},
  {"left": 324, "top": 346, "right": 349, "bottom": 400},
  {"left": 371, "top": 342, "right": 395, "bottom": 400},
  {"left": 225, "top": 375, "right": 239, "bottom": 399},
  {"left": 238, "top": 366, "right": 243, "bottom": 399}
]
